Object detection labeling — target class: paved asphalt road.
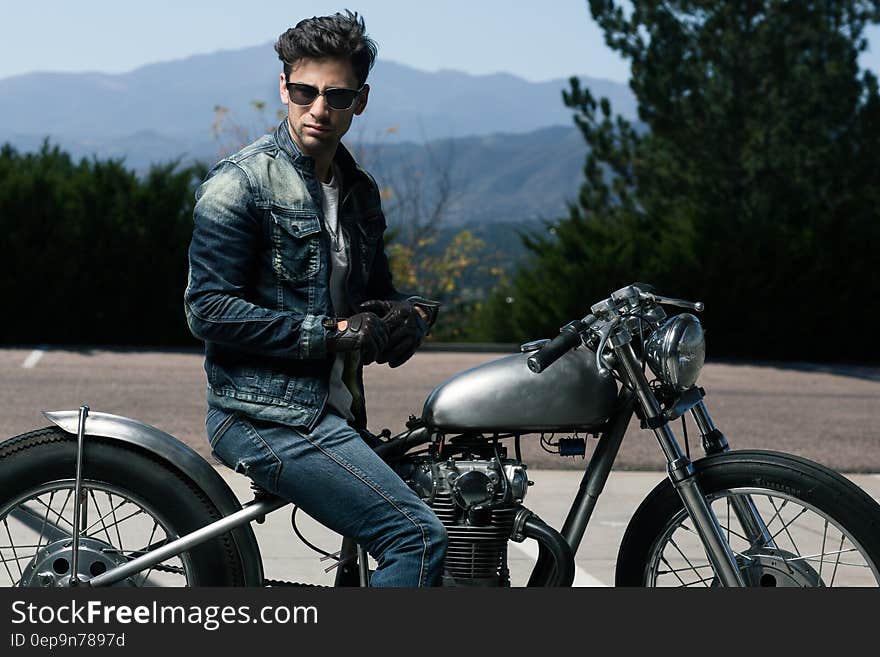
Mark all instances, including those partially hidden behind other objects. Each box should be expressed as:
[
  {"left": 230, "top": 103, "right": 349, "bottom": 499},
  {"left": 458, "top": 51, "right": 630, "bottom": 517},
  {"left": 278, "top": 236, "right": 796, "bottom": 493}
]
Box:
[
  {"left": 1, "top": 347, "right": 879, "bottom": 471},
  {"left": 215, "top": 466, "right": 880, "bottom": 587},
  {"left": 2, "top": 347, "right": 880, "bottom": 586}
]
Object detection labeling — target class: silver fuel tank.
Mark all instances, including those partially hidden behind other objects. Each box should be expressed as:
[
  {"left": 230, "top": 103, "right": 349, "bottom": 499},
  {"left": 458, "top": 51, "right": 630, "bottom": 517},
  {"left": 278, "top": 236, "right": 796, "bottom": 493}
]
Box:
[{"left": 421, "top": 347, "right": 618, "bottom": 433}]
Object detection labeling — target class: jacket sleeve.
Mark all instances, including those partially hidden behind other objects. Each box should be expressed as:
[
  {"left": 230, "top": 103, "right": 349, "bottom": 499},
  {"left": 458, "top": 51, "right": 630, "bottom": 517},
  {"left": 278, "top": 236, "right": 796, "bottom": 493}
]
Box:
[{"left": 184, "top": 161, "right": 328, "bottom": 359}]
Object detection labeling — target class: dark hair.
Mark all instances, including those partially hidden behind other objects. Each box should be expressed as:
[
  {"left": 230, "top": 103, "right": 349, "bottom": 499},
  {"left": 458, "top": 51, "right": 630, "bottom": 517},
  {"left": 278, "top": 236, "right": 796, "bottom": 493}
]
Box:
[{"left": 275, "top": 10, "right": 378, "bottom": 87}]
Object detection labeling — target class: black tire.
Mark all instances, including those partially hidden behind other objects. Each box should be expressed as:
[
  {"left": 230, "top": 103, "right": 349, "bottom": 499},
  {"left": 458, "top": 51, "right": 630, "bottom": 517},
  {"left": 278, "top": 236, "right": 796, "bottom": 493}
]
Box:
[
  {"left": 0, "top": 427, "right": 245, "bottom": 586},
  {"left": 616, "top": 450, "right": 880, "bottom": 587}
]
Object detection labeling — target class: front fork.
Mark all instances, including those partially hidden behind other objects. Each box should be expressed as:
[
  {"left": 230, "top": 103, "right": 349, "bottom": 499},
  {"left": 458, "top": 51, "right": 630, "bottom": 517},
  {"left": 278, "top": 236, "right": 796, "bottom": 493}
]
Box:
[
  {"left": 691, "top": 402, "right": 776, "bottom": 549},
  {"left": 614, "top": 342, "right": 750, "bottom": 586}
]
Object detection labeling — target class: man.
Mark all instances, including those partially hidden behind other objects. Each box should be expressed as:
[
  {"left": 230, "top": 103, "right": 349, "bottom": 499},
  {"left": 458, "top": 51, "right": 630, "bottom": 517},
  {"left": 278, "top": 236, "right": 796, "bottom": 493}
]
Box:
[{"left": 184, "top": 11, "right": 447, "bottom": 587}]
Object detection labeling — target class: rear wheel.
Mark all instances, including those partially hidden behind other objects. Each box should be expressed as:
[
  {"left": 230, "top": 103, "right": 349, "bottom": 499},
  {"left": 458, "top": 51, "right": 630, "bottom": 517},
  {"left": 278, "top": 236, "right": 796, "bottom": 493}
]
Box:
[
  {"left": 0, "top": 427, "right": 245, "bottom": 586},
  {"left": 615, "top": 450, "right": 880, "bottom": 587}
]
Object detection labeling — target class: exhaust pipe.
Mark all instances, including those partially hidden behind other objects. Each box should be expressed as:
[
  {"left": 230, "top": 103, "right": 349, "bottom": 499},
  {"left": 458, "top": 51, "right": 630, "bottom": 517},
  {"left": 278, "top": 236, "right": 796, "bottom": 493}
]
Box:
[{"left": 513, "top": 511, "right": 575, "bottom": 587}]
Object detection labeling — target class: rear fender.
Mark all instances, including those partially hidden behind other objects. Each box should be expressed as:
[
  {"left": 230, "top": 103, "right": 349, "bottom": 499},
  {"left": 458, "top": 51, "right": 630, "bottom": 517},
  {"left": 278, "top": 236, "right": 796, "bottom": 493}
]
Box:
[{"left": 43, "top": 409, "right": 265, "bottom": 587}]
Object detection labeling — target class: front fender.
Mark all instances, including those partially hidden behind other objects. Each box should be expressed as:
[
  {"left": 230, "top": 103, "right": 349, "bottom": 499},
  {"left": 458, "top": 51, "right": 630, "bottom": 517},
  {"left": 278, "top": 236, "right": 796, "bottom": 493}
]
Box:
[{"left": 43, "top": 409, "right": 265, "bottom": 587}]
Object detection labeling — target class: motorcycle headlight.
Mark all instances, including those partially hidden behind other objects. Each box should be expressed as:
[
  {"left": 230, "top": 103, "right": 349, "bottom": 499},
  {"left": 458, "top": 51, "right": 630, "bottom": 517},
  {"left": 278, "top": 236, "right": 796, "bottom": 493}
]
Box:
[{"left": 645, "top": 313, "right": 705, "bottom": 391}]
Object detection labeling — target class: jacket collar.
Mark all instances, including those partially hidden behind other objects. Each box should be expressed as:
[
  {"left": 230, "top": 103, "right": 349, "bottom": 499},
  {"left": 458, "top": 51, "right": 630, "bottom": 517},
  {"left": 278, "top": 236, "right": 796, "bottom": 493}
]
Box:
[
  {"left": 273, "top": 119, "right": 368, "bottom": 188},
  {"left": 274, "top": 119, "right": 314, "bottom": 169}
]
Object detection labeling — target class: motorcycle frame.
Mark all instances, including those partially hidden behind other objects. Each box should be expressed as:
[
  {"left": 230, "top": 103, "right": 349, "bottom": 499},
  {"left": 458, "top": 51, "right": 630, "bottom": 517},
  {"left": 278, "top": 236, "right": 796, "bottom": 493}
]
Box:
[{"left": 78, "top": 340, "right": 765, "bottom": 588}]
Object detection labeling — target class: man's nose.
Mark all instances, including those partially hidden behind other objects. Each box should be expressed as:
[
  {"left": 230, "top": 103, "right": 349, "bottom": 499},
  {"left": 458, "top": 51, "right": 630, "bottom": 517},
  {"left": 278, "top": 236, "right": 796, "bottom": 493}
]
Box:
[{"left": 309, "top": 93, "right": 331, "bottom": 119}]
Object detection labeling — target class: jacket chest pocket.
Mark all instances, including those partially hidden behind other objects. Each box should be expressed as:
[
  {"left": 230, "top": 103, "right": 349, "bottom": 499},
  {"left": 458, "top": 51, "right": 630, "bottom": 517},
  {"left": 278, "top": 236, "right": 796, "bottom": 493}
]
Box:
[{"left": 270, "top": 210, "right": 322, "bottom": 282}]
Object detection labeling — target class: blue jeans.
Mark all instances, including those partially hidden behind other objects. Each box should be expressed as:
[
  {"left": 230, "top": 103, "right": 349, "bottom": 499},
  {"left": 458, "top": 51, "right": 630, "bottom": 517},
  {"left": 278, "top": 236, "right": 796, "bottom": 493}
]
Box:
[{"left": 205, "top": 407, "right": 447, "bottom": 587}]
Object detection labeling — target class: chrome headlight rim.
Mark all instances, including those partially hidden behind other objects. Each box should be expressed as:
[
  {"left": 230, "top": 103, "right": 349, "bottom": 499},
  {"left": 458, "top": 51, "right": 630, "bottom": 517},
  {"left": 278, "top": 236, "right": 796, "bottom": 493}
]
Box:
[{"left": 645, "top": 313, "right": 705, "bottom": 391}]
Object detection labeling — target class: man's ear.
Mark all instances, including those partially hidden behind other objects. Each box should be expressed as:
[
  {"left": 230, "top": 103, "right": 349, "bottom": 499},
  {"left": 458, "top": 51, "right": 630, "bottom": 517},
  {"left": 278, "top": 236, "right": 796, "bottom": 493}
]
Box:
[
  {"left": 354, "top": 84, "right": 369, "bottom": 116},
  {"left": 279, "top": 73, "right": 289, "bottom": 104}
]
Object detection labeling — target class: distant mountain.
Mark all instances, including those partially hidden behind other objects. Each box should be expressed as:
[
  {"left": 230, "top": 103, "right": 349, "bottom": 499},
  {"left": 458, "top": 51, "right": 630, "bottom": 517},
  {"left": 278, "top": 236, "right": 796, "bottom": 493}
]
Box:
[
  {"left": 366, "top": 126, "right": 587, "bottom": 226},
  {"left": 0, "top": 43, "right": 635, "bottom": 155},
  {"left": 0, "top": 45, "right": 628, "bottom": 226}
]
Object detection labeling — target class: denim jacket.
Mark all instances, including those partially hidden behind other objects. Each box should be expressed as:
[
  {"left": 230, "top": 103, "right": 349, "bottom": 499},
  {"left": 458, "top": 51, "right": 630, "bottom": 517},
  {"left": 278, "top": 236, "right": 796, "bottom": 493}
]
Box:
[{"left": 184, "top": 120, "right": 406, "bottom": 431}]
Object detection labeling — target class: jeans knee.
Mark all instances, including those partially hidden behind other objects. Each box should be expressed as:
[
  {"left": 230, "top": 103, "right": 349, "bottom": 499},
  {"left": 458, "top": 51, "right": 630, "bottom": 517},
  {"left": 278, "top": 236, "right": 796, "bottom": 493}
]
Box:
[
  {"left": 395, "top": 510, "right": 446, "bottom": 555},
  {"left": 424, "top": 514, "right": 448, "bottom": 556}
]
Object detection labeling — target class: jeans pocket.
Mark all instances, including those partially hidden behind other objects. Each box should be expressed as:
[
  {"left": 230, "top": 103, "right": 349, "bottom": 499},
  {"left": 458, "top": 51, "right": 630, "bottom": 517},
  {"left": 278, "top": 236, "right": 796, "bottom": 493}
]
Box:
[
  {"left": 207, "top": 408, "right": 238, "bottom": 450},
  {"left": 210, "top": 415, "right": 283, "bottom": 492}
]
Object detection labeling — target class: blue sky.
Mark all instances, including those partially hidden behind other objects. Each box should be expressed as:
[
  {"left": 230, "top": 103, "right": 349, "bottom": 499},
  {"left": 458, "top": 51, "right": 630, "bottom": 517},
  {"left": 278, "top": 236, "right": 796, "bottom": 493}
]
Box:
[{"left": 1, "top": 1, "right": 879, "bottom": 82}]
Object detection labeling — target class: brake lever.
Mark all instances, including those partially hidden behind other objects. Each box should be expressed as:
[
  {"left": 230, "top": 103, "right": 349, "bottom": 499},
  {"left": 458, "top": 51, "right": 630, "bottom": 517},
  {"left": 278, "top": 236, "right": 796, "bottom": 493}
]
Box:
[{"left": 640, "top": 292, "right": 704, "bottom": 312}]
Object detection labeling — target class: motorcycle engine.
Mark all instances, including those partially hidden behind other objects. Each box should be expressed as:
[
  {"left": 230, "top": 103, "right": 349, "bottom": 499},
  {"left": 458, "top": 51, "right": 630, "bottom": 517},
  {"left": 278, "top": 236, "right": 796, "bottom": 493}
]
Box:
[{"left": 396, "top": 449, "right": 529, "bottom": 586}]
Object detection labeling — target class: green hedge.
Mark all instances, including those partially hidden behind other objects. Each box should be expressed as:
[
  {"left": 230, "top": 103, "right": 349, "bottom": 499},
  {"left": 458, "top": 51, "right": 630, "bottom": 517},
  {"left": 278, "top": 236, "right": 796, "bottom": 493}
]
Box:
[{"left": 0, "top": 142, "right": 205, "bottom": 346}]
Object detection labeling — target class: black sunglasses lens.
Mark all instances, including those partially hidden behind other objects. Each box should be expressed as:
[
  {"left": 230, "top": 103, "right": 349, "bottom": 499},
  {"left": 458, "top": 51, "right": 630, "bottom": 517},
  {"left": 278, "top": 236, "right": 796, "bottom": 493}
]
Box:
[
  {"left": 324, "top": 89, "right": 358, "bottom": 110},
  {"left": 287, "top": 83, "right": 359, "bottom": 109},
  {"left": 288, "top": 84, "right": 319, "bottom": 106}
]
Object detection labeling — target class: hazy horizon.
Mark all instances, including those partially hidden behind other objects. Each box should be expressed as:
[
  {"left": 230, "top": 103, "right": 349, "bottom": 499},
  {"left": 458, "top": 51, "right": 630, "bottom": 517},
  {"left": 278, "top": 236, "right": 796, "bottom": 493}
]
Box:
[
  {"left": 4, "top": 2, "right": 877, "bottom": 85},
  {"left": 0, "top": 1, "right": 634, "bottom": 83}
]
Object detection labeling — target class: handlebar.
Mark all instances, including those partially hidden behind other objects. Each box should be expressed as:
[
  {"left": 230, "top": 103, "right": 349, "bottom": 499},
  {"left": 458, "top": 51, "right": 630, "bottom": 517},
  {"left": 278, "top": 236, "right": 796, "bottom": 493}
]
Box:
[
  {"left": 527, "top": 315, "right": 596, "bottom": 373},
  {"left": 526, "top": 285, "right": 703, "bottom": 375}
]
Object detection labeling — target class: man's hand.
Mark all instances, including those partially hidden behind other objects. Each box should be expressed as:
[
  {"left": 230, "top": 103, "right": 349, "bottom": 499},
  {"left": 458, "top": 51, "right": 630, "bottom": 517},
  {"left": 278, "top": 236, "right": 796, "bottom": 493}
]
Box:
[
  {"left": 326, "top": 312, "right": 388, "bottom": 365},
  {"left": 358, "top": 298, "right": 440, "bottom": 367}
]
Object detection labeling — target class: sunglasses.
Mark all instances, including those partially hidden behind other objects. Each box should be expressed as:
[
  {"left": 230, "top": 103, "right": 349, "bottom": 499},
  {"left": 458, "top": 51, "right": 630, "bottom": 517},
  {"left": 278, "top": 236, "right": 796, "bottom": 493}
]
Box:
[{"left": 285, "top": 82, "right": 365, "bottom": 110}]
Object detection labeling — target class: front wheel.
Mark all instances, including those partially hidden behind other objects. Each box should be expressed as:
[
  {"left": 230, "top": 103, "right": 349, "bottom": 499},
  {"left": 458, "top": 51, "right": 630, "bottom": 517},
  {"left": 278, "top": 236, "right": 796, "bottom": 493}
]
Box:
[{"left": 615, "top": 450, "right": 880, "bottom": 587}]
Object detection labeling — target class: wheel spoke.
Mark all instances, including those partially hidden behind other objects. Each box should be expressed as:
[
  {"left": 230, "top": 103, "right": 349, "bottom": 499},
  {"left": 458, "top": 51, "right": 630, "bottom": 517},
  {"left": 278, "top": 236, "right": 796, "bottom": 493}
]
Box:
[
  {"left": 829, "top": 534, "right": 846, "bottom": 586},
  {"left": 108, "top": 492, "right": 124, "bottom": 552},
  {"left": 136, "top": 522, "right": 160, "bottom": 586},
  {"left": 2, "top": 519, "right": 23, "bottom": 579},
  {"left": 658, "top": 562, "right": 714, "bottom": 575},
  {"left": 765, "top": 500, "right": 807, "bottom": 556},
  {"left": 82, "top": 497, "right": 128, "bottom": 535},
  {"left": 680, "top": 520, "right": 750, "bottom": 543},
  {"left": 761, "top": 496, "right": 788, "bottom": 534},
  {"left": 667, "top": 538, "right": 710, "bottom": 587},
  {"left": 8, "top": 505, "right": 69, "bottom": 543},
  {"left": 37, "top": 490, "right": 56, "bottom": 549},
  {"left": 785, "top": 547, "right": 859, "bottom": 564},
  {"left": 33, "top": 490, "right": 74, "bottom": 531},
  {"left": 658, "top": 555, "right": 689, "bottom": 587},
  {"left": 726, "top": 498, "right": 730, "bottom": 544},
  {"left": 794, "top": 558, "right": 868, "bottom": 569},
  {"left": 0, "top": 552, "right": 41, "bottom": 564},
  {"left": 0, "top": 521, "right": 18, "bottom": 584},
  {"left": 87, "top": 490, "right": 115, "bottom": 546},
  {"left": 98, "top": 508, "right": 149, "bottom": 532},
  {"left": 712, "top": 522, "right": 750, "bottom": 544}
]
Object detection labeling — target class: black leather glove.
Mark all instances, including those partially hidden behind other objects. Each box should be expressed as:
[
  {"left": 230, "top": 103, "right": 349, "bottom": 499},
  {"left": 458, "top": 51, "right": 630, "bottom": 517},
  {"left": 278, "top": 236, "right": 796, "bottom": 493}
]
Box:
[
  {"left": 358, "top": 297, "right": 440, "bottom": 368},
  {"left": 325, "top": 312, "right": 389, "bottom": 365}
]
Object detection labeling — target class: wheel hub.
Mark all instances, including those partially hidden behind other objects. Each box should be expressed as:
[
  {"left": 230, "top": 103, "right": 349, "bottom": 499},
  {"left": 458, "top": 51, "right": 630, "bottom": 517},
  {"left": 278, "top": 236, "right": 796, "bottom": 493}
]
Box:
[
  {"left": 737, "top": 548, "right": 824, "bottom": 587},
  {"left": 19, "top": 537, "right": 138, "bottom": 587}
]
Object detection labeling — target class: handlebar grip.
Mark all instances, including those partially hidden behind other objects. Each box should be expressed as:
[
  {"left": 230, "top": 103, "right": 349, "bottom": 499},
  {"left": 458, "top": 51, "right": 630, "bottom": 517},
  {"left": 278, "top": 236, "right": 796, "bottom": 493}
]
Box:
[{"left": 527, "top": 320, "right": 584, "bottom": 374}]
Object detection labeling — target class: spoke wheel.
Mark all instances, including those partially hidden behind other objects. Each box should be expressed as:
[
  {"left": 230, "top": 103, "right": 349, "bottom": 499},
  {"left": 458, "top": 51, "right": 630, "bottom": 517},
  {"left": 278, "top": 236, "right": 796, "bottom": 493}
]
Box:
[
  {"left": 0, "top": 427, "right": 246, "bottom": 587},
  {"left": 644, "top": 488, "right": 879, "bottom": 587},
  {"left": 1, "top": 480, "right": 195, "bottom": 587},
  {"left": 616, "top": 450, "right": 880, "bottom": 587}
]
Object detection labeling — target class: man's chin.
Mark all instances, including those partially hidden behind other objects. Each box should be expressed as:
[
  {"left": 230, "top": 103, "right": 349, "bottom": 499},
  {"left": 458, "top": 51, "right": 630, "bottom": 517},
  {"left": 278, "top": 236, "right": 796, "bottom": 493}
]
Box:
[{"left": 300, "top": 131, "right": 338, "bottom": 151}]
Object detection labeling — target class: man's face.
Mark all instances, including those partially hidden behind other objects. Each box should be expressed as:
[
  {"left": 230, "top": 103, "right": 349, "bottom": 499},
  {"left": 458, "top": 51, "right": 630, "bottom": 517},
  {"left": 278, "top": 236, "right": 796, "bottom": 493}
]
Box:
[{"left": 279, "top": 57, "right": 369, "bottom": 160}]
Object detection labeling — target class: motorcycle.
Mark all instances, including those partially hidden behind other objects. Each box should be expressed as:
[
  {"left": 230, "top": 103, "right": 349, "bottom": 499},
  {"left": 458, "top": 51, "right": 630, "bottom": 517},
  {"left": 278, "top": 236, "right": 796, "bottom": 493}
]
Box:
[{"left": 1, "top": 283, "right": 879, "bottom": 587}]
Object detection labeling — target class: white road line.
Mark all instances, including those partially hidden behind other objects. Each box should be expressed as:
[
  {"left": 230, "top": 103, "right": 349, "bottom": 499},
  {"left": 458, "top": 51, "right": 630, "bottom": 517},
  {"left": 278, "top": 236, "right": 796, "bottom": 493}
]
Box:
[
  {"left": 510, "top": 539, "right": 609, "bottom": 587},
  {"left": 21, "top": 348, "right": 46, "bottom": 369}
]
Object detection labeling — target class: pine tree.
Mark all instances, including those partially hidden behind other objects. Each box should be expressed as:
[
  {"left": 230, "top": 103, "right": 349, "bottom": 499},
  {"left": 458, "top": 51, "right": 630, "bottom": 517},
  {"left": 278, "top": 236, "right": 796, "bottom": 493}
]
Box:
[{"left": 480, "top": 1, "right": 880, "bottom": 360}]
